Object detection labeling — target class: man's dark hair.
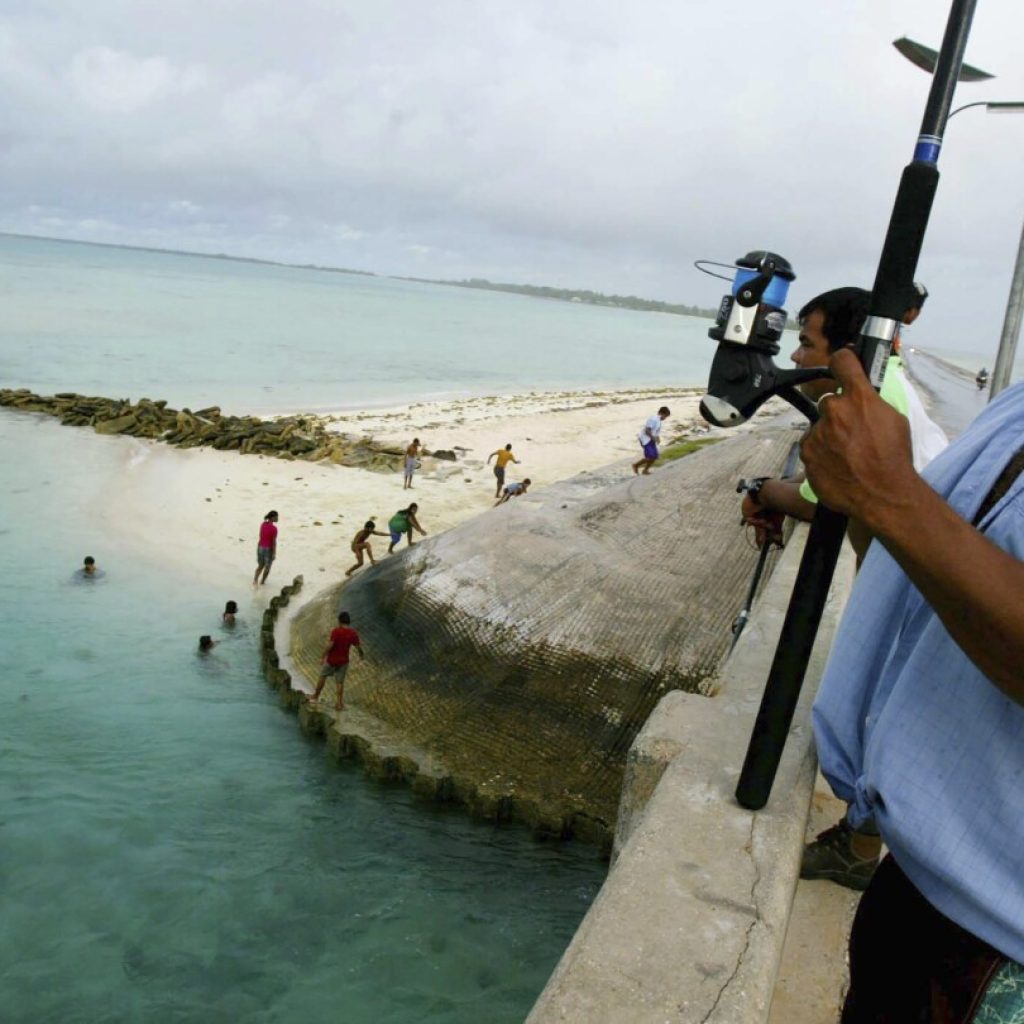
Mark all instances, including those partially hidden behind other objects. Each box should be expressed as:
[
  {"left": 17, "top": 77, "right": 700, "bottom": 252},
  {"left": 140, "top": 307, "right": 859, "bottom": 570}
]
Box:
[
  {"left": 505, "top": 443, "right": 512, "bottom": 450},
  {"left": 83, "top": 556, "right": 95, "bottom": 566},
  {"left": 798, "top": 287, "right": 871, "bottom": 353},
  {"left": 338, "top": 611, "right": 351, "bottom": 624},
  {"left": 658, "top": 406, "right": 671, "bottom": 416}
]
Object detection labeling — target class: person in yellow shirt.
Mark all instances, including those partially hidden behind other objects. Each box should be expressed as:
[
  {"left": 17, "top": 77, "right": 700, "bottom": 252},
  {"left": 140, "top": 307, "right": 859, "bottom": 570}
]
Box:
[{"left": 487, "top": 443, "right": 520, "bottom": 498}]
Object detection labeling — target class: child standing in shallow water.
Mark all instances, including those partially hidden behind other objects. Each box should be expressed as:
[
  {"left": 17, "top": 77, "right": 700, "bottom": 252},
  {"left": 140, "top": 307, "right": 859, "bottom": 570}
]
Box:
[{"left": 346, "top": 521, "right": 390, "bottom": 577}]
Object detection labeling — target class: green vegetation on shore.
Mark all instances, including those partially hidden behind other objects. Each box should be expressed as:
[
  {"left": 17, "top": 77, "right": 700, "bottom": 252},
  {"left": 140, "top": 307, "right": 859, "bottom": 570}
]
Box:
[
  {"left": 660, "top": 436, "right": 723, "bottom": 462},
  {"left": 3, "top": 231, "right": 715, "bottom": 318},
  {"left": 398, "top": 275, "right": 717, "bottom": 318}
]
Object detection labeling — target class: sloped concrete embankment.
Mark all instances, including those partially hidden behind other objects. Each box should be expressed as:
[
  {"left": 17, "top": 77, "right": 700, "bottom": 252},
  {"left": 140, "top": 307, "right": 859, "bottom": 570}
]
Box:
[
  {"left": 526, "top": 528, "right": 856, "bottom": 1023},
  {"left": 284, "top": 428, "right": 803, "bottom": 851}
]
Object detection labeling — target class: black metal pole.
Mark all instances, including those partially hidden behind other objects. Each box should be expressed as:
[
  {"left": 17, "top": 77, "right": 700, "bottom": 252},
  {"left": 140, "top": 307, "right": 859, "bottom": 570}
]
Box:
[{"left": 735, "top": 0, "right": 979, "bottom": 811}]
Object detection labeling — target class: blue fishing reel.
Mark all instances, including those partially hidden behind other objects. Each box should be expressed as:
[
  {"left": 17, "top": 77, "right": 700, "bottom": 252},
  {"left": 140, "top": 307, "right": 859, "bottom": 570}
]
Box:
[{"left": 697, "top": 251, "right": 826, "bottom": 427}]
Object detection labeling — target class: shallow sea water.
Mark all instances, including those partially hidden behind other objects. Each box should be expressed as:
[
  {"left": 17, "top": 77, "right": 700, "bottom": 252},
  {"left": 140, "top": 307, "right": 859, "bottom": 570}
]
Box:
[
  {"left": 0, "top": 414, "right": 604, "bottom": 1023},
  {"left": 0, "top": 234, "right": 717, "bottom": 416}
]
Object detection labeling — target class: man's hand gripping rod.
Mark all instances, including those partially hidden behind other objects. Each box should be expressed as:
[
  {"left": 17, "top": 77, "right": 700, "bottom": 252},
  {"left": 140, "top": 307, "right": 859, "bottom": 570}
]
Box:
[{"left": 698, "top": 0, "right": 980, "bottom": 810}]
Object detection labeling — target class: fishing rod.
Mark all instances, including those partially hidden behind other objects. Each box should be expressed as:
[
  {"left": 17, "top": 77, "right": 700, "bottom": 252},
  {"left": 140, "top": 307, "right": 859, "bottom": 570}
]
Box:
[
  {"left": 729, "top": 441, "right": 802, "bottom": 651},
  {"left": 697, "top": 0, "right": 980, "bottom": 810}
]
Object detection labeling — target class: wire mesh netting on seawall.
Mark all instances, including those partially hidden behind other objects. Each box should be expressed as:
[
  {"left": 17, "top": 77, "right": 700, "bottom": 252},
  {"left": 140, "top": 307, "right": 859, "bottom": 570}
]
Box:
[{"left": 289, "top": 428, "right": 802, "bottom": 849}]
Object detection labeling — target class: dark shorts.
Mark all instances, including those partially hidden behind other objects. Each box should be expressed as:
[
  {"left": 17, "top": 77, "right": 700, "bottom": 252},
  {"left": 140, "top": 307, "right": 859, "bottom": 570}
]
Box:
[
  {"left": 641, "top": 441, "right": 659, "bottom": 460},
  {"left": 390, "top": 529, "right": 404, "bottom": 545},
  {"left": 843, "top": 854, "right": 1022, "bottom": 1022},
  {"left": 494, "top": 465, "right": 505, "bottom": 483},
  {"left": 321, "top": 662, "right": 349, "bottom": 681},
  {"left": 257, "top": 545, "right": 275, "bottom": 568}
]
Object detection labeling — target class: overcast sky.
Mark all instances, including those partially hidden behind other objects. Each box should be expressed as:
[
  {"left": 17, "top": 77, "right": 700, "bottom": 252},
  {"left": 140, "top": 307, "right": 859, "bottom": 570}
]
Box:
[{"left": 2, "top": 0, "right": 1023, "bottom": 354}]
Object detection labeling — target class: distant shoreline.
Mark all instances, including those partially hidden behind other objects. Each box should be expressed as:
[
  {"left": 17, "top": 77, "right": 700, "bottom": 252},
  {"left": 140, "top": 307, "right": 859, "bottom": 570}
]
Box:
[{"left": 0, "top": 230, "right": 712, "bottom": 319}]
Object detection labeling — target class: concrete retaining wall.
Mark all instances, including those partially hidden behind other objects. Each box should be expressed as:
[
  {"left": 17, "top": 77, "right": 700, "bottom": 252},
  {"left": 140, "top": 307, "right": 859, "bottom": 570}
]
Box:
[{"left": 526, "top": 527, "right": 856, "bottom": 1024}]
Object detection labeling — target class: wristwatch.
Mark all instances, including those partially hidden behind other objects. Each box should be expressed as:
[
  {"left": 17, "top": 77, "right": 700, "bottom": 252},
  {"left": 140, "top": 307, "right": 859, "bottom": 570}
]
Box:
[{"left": 746, "top": 477, "right": 770, "bottom": 504}]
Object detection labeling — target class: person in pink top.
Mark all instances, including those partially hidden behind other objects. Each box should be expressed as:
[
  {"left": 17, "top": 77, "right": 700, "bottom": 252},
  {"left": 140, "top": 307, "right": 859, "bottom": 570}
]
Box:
[{"left": 253, "top": 510, "right": 279, "bottom": 585}]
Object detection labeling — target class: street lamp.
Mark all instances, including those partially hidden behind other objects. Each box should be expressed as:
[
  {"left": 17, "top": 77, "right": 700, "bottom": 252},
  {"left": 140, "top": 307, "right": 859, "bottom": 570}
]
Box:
[
  {"left": 893, "top": 37, "right": 1024, "bottom": 398},
  {"left": 950, "top": 101, "right": 1024, "bottom": 118}
]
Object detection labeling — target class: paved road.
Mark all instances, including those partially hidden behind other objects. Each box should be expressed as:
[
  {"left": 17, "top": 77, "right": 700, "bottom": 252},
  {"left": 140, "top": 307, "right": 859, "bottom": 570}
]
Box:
[{"left": 903, "top": 348, "right": 992, "bottom": 439}]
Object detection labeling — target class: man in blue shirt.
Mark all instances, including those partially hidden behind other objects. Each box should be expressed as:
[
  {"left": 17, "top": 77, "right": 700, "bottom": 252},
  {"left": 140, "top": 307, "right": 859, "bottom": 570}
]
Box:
[{"left": 801, "top": 348, "right": 1024, "bottom": 1020}]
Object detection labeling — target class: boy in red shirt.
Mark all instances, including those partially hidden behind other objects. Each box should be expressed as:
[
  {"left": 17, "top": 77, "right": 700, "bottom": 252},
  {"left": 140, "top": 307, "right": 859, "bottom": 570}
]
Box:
[{"left": 312, "top": 611, "right": 364, "bottom": 712}]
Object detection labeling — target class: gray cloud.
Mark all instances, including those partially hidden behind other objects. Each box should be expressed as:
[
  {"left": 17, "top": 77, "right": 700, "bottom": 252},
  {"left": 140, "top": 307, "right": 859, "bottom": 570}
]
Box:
[{"left": 1, "top": 0, "right": 1023, "bottom": 354}]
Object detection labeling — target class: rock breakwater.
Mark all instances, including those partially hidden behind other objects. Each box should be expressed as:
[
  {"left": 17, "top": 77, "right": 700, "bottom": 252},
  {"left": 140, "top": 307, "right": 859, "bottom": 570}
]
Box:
[
  {"left": 0, "top": 388, "right": 412, "bottom": 471},
  {"left": 286, "top": 427, "right": 803, "bottom": 848}
]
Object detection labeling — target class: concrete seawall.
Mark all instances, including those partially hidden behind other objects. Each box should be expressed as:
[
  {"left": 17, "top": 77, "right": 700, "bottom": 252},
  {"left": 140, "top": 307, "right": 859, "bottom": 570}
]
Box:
[{"left": 527, "top": 528, "right": 856, "bottom": 1023}]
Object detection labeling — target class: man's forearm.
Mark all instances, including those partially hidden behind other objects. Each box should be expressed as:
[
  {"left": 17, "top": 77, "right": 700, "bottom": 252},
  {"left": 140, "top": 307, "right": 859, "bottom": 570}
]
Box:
[
  {"left": 758, "top": 478, "right": 817, "bottom": 522},
  {"left": 865, "top": 475, "right": 1024, "bottom": 703}
]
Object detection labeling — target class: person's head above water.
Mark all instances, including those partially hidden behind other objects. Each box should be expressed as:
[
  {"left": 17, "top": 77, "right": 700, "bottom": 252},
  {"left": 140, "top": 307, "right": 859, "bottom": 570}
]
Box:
[
  {"left": 223, "top": 601, "right": 238, "bottom": 621},
  {"left": 82, "top": 556, "right": 96, "bottom": 574},
  {"left": 198, "top": 635, "right": 215, "bottom": 652}
]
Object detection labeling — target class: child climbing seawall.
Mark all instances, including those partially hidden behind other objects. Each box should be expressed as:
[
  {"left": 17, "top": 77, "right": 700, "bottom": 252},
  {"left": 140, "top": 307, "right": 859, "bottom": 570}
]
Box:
[
  {"left": 495, "top": 478, "right": 531, "bottom": 506},
  {"left": 387, "top": 504, "right": 427, "bottom": 553},
  {"left": 346, "top": 521, "right": 390, "bottom": 577},
  {"left": 253, "top": 510, "right": 278, "bottom": 586},
  {"left": 312, "top": 611, "right": 364, "bottom": 712},
  {"left": 487, "top": 443, "right": 519, "bottom": 498}
]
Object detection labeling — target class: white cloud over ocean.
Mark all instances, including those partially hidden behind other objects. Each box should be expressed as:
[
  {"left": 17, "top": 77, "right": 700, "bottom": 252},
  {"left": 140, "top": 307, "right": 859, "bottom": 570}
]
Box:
[{"left": 0, "top": 0, "right": 1022, "bottom": 354}]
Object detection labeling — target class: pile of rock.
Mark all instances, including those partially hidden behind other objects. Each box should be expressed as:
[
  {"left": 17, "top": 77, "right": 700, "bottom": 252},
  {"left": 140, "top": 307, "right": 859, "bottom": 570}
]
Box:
[{"left": 0, "top": 388, "right": 418, "bottom": 472}]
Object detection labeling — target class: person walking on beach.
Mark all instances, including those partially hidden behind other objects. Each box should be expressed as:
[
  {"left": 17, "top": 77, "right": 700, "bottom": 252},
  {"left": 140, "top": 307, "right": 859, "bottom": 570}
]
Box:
[
  {"left": 632, "top": 407, "right": 670, "bottom": 475},
  {"left": 495, "top": 478, "right": 531, "bottom": 506},
  {"left": 487, "top": 444, "right": 519, "bottom": 498},
  {"left": 312, "top": 611, "right": 364, "bottom": 712},
  {"left": 346, "top": 520, "right": 390, "bottom": 577},
  {"left": 253, "top": 510, "right": 279, "bottom": 586},
  {"left": 403, "top": 438, "right": 421, "bottom": 490},
  {"left": 387, "top": 503, "right": 427, "bottom": 553}
]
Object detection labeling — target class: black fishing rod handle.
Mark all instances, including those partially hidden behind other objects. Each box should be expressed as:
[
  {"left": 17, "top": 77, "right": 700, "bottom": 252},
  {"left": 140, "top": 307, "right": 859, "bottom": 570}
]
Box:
[{"left": 735, "top": 504, "right": 848, "bottom": 810}]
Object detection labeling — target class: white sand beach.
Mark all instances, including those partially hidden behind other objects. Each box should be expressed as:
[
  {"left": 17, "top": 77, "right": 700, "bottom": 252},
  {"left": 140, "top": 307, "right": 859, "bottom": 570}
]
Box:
[
  {"left": 71, "top": 354, "right": 950, "bottom": 612},
  {"left": 92, "top": 385, "right": 737, "bottom": 596}
]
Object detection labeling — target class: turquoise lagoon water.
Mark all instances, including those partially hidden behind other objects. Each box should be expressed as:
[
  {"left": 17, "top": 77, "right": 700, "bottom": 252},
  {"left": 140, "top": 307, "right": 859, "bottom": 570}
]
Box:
[
  {"left": 0, "top": 237, "right": 695, "bottom": 1023},
  {"left": 0, "top": 234, "right": 716, "bottom": 416},
  {"left": 0, "top": 413, "right": 603, "bottom": 1023}
]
